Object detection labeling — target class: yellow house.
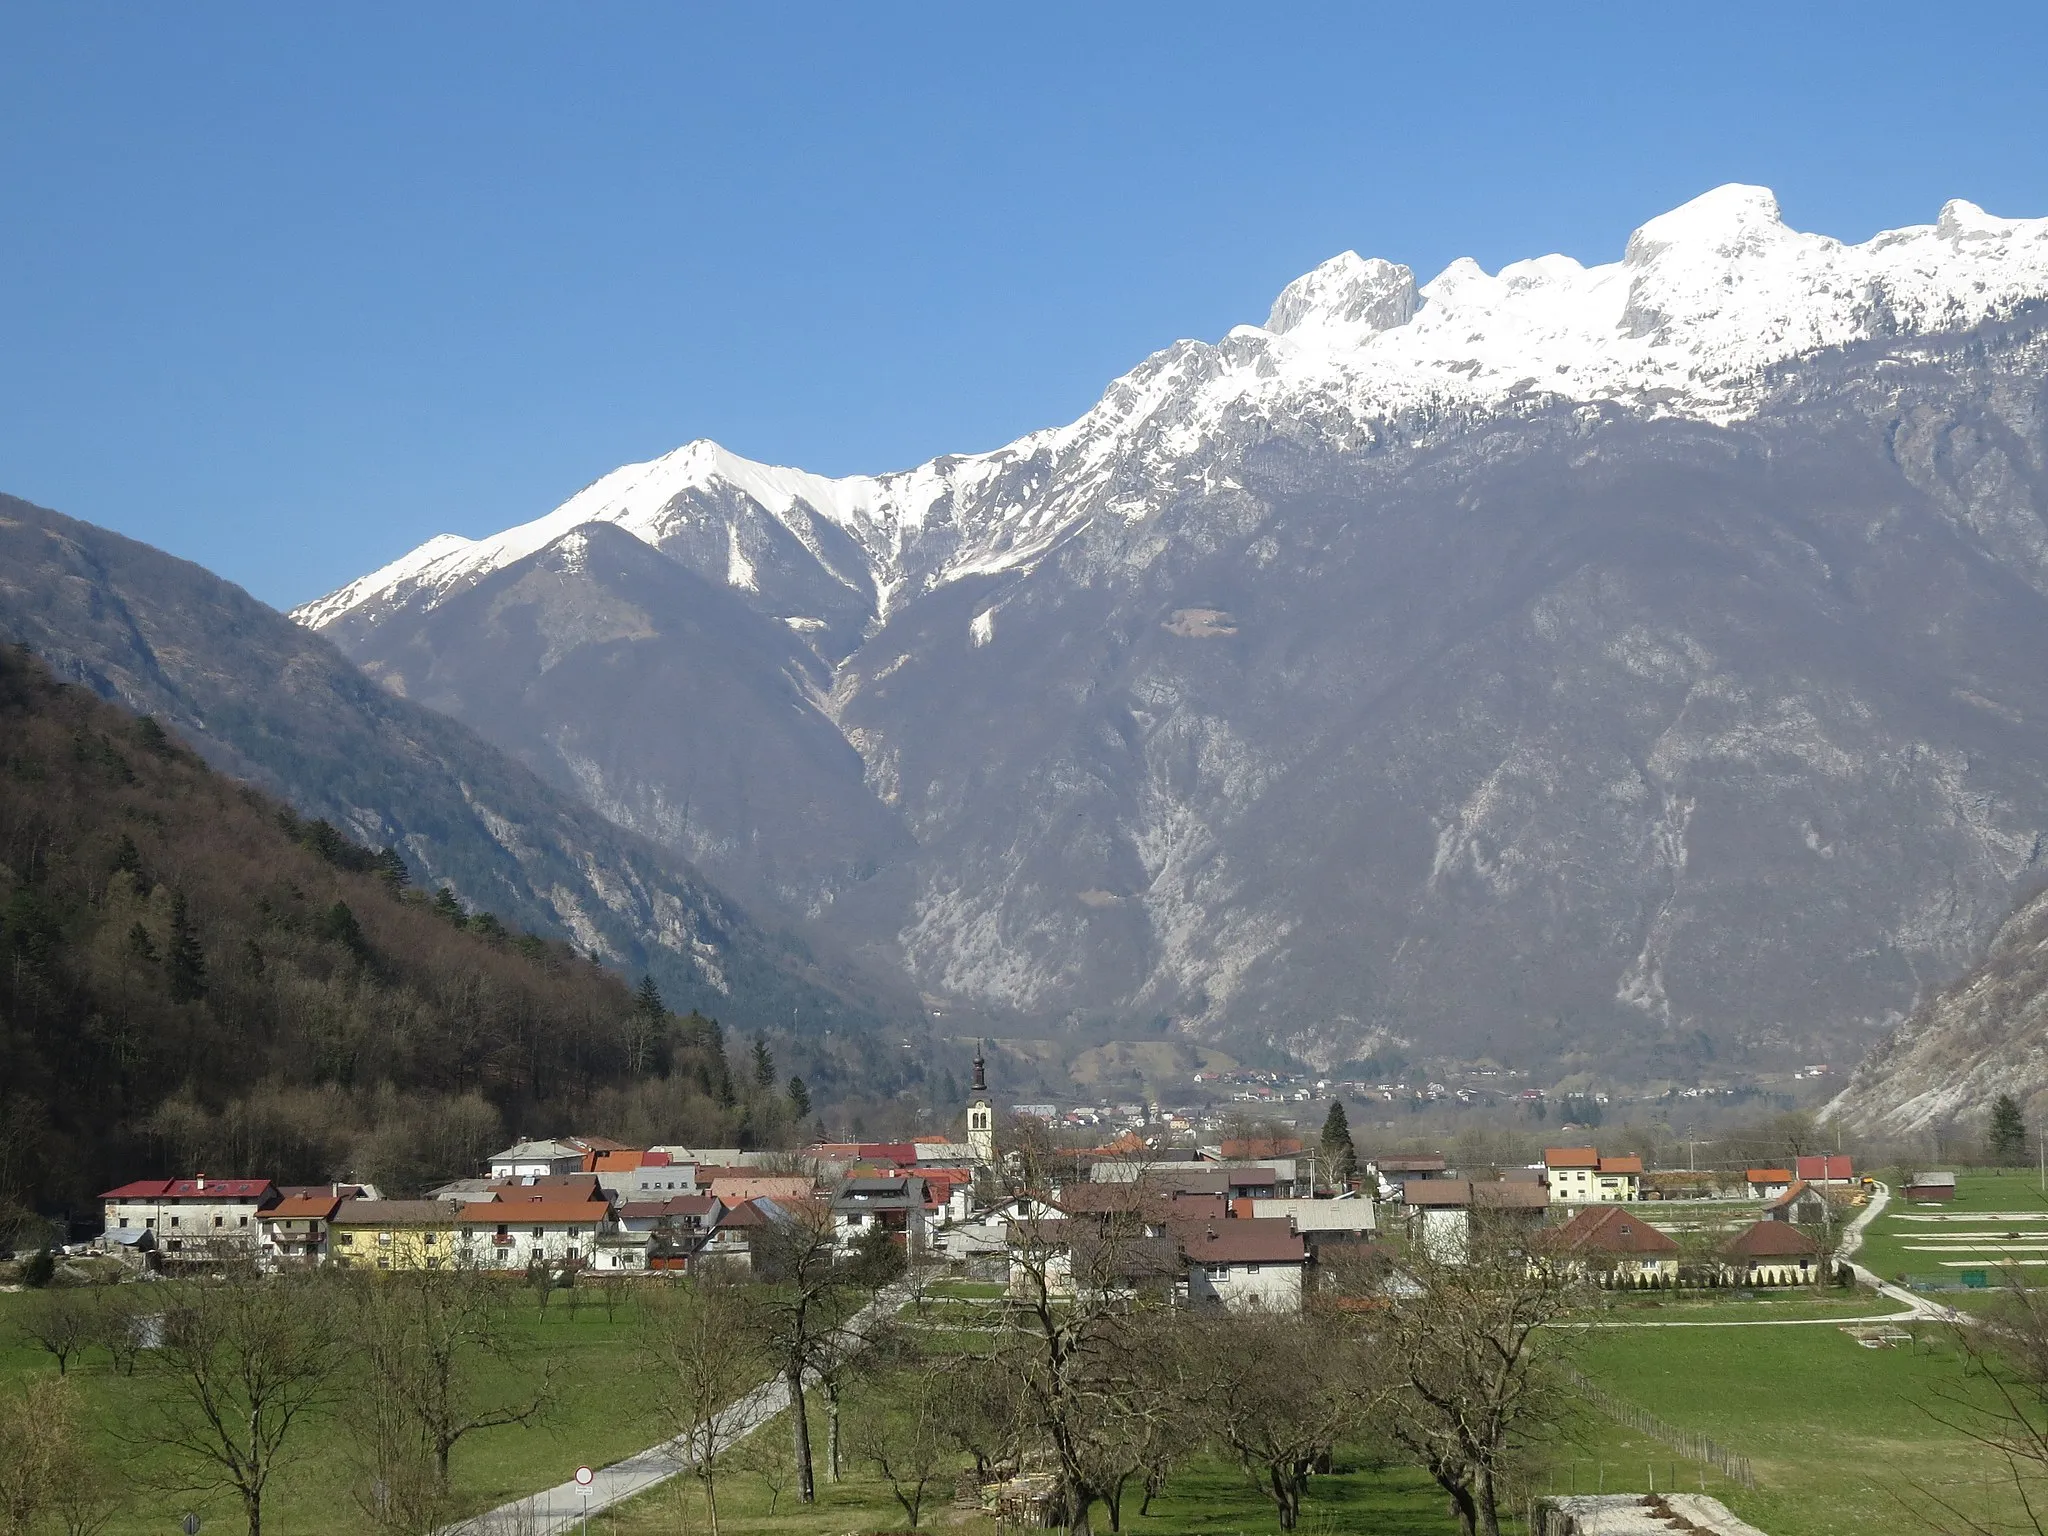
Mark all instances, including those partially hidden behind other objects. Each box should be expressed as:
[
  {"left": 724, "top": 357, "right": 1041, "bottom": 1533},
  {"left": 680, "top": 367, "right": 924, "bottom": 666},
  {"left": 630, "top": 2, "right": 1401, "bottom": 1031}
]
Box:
[{"left": 328, "top": 1198, "right": 465, "bottom": 1270}]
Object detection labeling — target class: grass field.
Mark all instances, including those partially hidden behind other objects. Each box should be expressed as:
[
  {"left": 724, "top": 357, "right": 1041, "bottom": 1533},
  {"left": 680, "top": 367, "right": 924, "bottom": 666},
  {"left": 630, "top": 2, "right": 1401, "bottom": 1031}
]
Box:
[
  {"left": 1855, "top": 1172, "right": 2048, "bottom": 1288},
  {"left": 602, "top": 1398, "right": 1496, "bottom": 1536},
  {"left": 1570, "top": 1318, "right": 2037, "bottom": 1536},
  {"left": 0, "top": 1283, "right": 676, "bottom": 1535}
]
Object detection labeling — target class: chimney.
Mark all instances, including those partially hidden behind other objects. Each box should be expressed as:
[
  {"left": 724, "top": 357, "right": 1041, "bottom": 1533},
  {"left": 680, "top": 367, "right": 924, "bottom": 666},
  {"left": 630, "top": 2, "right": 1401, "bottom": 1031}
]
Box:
[{"left": 195, "top": 1174, "right": 205, "bottom": 1191}]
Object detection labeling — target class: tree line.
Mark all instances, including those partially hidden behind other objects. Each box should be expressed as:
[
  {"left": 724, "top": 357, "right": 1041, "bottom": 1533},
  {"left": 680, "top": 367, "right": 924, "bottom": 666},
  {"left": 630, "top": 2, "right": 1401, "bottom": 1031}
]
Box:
[{"left": 0, "top": 645, "right": 797, "bottom": 1237}]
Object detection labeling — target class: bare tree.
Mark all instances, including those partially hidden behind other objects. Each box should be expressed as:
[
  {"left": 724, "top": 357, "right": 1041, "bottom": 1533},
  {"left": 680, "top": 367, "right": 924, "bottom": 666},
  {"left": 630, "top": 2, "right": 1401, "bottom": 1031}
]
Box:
[
  {"left": 89, "top": 1287, "right": 145, "bottom": 1377},
  {"left": 137, "top": 1273, "right": 347, "bottom": 1536},
  {"left": 344, "top": 1266, "right": 554, "bottom": 1530},
  {"left": 1188, "top": 1311, "right": 1359, "bottom": 1531},
  {"left": 1368, "top": 1217, "right": 1584, "bottom": 1536},
  {"left": 0, "top": 1375, "right": 76, "bottom": 1535},
  {"left": 641, "top": 1278, "right": 762, "bottom": 1536},
  {"left": 1905, "top": 1287, "right": 2048, "bottom": 1534},
  {"left": 845, "top": 1368, "right": 951, "bottom": 1530},
  {"left": 15, "top": 1288, "right": 94, "bottom": 1376},
  {"left": 743, "top": 1198, "right": 894, "bottom": 1505},
  {"left": 998, "top": 1195, "right": 1187, "bottom": 1536}
]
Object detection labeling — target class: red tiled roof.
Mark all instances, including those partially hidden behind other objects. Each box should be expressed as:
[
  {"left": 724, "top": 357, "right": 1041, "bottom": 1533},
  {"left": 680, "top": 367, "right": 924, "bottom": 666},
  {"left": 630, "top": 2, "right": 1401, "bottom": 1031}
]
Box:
[
  {"left": 1794, "top": 1155, "right": 1855, "bottom": 1181},
  {"left": 1746, "top": 1168, "right": 1792, "bottom": 1183},
  {"left": 110, "top": 1177, "right": 275, "bottom": 1201},
  {"left": 1597, "top": 1155, "right": 1643, "bottom": 1176},
  {"left": 1544, "top": 1147, "right": 1600, "bottom": 1169},
  {"left": 1765, "top": 1179, "right": 1817, "bottom": 1212},
  {"left": 267, "top": 1194, "right": 343, "bottom": 1220},
  {"left": 490, "top": 1173, "right": 607, "bottom": 1198},
  {"left": 1176, "top": 1216, "right": 1307, "bottom": 1265},
  {"left": 1551, "top": 1204, "right": 1679, "bottom": 1256},
  {"left": 1722, "top": 1221, "right": 1819, "bottom": 1259}
]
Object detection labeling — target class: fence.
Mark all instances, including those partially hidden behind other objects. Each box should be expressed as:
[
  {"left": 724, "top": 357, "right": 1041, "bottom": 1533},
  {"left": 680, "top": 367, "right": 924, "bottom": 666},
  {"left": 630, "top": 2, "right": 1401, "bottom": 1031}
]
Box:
[{"left": 1561, "top": 1365, "right": 1757, "bottom": 1490}]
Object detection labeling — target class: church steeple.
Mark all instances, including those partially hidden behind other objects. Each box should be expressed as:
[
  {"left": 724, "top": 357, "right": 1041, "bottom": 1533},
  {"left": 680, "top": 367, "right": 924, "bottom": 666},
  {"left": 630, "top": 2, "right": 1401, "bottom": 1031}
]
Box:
[{"left": 966, "top": 1039, "right": 996, "bottom": 1168}]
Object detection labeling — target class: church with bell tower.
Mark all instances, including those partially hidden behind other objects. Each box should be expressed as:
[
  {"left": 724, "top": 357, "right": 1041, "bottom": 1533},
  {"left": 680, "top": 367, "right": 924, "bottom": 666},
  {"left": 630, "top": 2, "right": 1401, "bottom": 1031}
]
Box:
[{"left": 966, "top": 1041, "right": 997, "bottom": 1168}]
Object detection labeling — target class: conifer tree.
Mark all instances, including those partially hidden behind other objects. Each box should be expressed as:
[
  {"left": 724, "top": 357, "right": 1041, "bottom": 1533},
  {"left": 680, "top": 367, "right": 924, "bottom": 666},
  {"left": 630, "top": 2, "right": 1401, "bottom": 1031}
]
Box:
[
  {"left": 165, "top": 890, "right": 206, "bottom": 1002},
  {"left": 431, "top": 886, "right": 466, "bottom": 925},
  {"left": 1990, "top": 1092, "right": 2029, "bottom": 1165},
  {"left": 1319, "top": 1099, "right": 1357, "bottom": 1188},
  {"left": 787, "top": 1076, "right": 811, "bottom": 1119},
  {"left": 373, "top": 846, "right": 409, "bottom": 890},
  {"left": 112, "top": 833, "right": 141, "bottom": 877},
  {"left": 752, "top": 1036, "right": 775, "bottom": 1089},
  {"left": 635, "top": 975, "right": 665, "bottom": 1020}
]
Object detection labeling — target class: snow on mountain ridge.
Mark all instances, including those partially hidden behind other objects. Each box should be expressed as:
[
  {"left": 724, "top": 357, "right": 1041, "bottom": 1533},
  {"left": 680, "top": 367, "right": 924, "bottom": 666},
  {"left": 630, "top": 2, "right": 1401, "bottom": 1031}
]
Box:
[{"left": 296, "top": 186, "right": 2048, "bottom": 634}]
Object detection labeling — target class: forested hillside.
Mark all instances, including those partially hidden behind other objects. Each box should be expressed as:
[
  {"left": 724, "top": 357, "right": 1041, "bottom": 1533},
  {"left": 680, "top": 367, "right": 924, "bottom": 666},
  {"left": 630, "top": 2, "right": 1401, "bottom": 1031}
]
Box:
[{"left": 0, "top": 645, "right": 788, "bottom": 1238}]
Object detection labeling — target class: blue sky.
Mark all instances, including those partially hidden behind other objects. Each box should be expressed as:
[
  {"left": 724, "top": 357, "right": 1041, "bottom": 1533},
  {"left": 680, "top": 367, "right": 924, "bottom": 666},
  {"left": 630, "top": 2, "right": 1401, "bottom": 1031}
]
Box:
[{"left": 3, "top": 4, "right": 2045, "bottom": 609}]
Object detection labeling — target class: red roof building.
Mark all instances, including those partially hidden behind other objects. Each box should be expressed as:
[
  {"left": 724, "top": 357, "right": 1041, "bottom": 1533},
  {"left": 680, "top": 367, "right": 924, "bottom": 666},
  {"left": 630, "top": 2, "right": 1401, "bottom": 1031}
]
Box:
[{"left": 1794, "top": 1155, "right": 1856, "bottom": 1185}]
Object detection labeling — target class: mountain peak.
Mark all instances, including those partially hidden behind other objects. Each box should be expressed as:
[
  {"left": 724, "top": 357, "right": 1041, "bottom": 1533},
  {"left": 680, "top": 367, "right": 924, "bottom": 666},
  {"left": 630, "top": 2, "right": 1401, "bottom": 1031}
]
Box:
[
  {"left": 1265, "top": 252, "right": 1418, "bottom": 337},
  {"left": 1623, "top": 183, "right": 1791, "bottom": 266}
]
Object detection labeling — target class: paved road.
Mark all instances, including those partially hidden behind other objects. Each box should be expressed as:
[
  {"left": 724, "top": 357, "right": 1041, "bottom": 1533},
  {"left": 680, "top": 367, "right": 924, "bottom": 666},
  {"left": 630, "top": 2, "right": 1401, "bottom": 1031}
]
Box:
[
  {"left": 1841, "top": 1179, "right": 1967, "bottom": 1323},
  {"left": 442, "top": 1281, "right": 911, "bottom": 1536}
]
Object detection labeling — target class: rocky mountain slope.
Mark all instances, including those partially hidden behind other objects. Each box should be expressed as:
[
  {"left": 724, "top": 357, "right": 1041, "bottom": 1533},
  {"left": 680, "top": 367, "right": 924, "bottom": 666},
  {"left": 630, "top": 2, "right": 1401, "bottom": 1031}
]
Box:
[
  {"left": 0, "top": 494, "right": 902, "bottom": 1042},
  {"left": 299, "top": 188, "right": 2048, "bottom": 1077},
  {"left": 1824, "top": 882, "right": 2048, "bottom": 1138}
]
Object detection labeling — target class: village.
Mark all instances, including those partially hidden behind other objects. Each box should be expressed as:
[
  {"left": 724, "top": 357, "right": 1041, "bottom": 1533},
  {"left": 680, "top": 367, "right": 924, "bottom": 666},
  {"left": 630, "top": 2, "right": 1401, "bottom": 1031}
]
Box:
[{"left": 79, "top": 1049, "right": 1881, "bottom": 1309}]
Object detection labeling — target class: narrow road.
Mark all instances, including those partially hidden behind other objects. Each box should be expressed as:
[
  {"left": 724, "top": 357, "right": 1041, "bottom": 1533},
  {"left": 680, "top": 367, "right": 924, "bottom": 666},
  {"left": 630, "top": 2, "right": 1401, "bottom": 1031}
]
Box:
[
  {"left": 1841, "top": 1179, "right": 1963, "bottom": 1323},
  {"left": 442, "top": 1280, "right": 911, "bottom": 1536}
]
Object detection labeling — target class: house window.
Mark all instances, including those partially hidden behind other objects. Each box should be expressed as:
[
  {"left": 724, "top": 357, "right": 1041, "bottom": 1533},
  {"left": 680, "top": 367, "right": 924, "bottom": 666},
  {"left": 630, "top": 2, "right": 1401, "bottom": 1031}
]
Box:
[
  {"left": 1245, "top": 1264, "right": 1261, "bottom": 1274},
  {"left": 170, "top": 1217, "right": 181, "bottom": 1228},
  {"left": 338, "top": 1234, "right": 353, "bottom": 1246},
  {"left": 846, "top": 1213, "right": 865, "bottom": 1225},
  {"left": 118, "top": 1217, "right": 129, "bottom": 1229},
  {"left": 378, "top": 1232, "right": 392, "bottom": 1245},
  {"left": 1205, "top": 1263, "right": 1226, "bottom": 1278},
  {"left": 238, "top": 1216, "right": 248, "bottom": 1227},
  {"left": 377, "top": 1259, "right": 391, "bottom": 1270},
  {"left": 214, "top": 1216, "right": 223, "bottom": 1227},
  {"left": 146, "top": 1218, "right": 155, "bottom": 1229},
  {"left": 424, "top": 1233, "right": 437, "bottom": 1246},
  {"left": 532, "top": 1227, "right": 544, "bottom": 1238}
]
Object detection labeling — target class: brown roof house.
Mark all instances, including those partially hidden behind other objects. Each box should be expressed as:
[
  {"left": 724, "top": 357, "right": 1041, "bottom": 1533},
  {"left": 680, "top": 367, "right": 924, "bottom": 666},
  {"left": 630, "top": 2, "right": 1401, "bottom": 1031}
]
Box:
[
  {"left": 1547, "top": 1204, "right": 1680, "bottom": 1285},
  {"left": 1177, "top": 1216, "right": 1309, "bottom": 1311},
  {"left": 1764, "top": 1180, "right": 1832, "bottom": 1226},
  {"left": 1401, "top": 1178, "right": 1549, "bottom": 1263},
  {"left": 1720, "top": 1221, "right": 1821, "bottom": 1286}
]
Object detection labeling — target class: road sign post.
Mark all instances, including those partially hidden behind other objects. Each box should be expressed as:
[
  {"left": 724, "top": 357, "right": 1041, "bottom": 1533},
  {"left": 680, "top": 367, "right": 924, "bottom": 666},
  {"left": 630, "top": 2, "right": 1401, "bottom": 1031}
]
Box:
[{"left": 575, "top": 1465, "right": 594, "bottom": 1536}]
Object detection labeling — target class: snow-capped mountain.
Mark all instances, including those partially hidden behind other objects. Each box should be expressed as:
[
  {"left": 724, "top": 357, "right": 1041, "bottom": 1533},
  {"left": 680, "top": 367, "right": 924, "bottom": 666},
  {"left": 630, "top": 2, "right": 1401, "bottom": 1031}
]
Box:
[
  {"left": 300, "top": 186, "right": 2048, "bottom": 1076},
  {"left": 302, "top": 186, "right": 2048, "bottom": 639}
]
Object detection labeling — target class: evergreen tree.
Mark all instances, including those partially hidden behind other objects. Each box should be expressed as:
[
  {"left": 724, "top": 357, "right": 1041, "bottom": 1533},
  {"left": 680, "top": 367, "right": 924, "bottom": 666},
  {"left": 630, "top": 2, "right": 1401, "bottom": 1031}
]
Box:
[
  {"left": 373, "top": 846, "right": 409, "bottom": 890},
  {"left": 165, "top": 889, "right": 206, "bottom": 1002},
  {"left": 1319, "top": 1099, "right": 1358, "bottom": 1187},
  {"left": 787, "top": 1076, "right": 812, "bottom": 1118},
  {"left": 133, "top": 715, "right": 171, "bottom": 755},
  {"left": 112, "top": 833, "right": 141, "bottom": 877},
  {"left": 431, "top": 886, "right": 466, "bottom": 925},
  {"left": 1990, "top": 1093, "right": 2029, "bottom": 1165},
  {"left": 127, "top": 922, "right": 157, "bottom": 963},
  {"left": 635, "top": 975, "right": 665, "bottom": 1020},
  {"left": 752, "top": 1035, "right": 775, "bottom": 1089},
  {"left": 318, "top": 900, "right": 367, "bottom": 958}
]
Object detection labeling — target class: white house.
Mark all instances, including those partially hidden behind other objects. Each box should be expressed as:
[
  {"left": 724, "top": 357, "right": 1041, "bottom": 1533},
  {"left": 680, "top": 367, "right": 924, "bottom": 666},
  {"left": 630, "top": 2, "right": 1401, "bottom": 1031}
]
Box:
[
  {"left": 1178, "top": 1217, "right": 1308, "bottom": 1311},
  {"left": 455, "top": 1192, "right": 613, "bottom": 1269},
  {"left": 1543, "top": 1148, "right": 1641, "bottom": 1203},
  {"left": 831, "top": 1176, "right": 931, "bottom": 1253},
  {"left": 100, "top": 1177, "right": 277, "bottom": 1264},
  {"left": 487, "top": 1141, "right": 588, "bottom": 1179}
]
